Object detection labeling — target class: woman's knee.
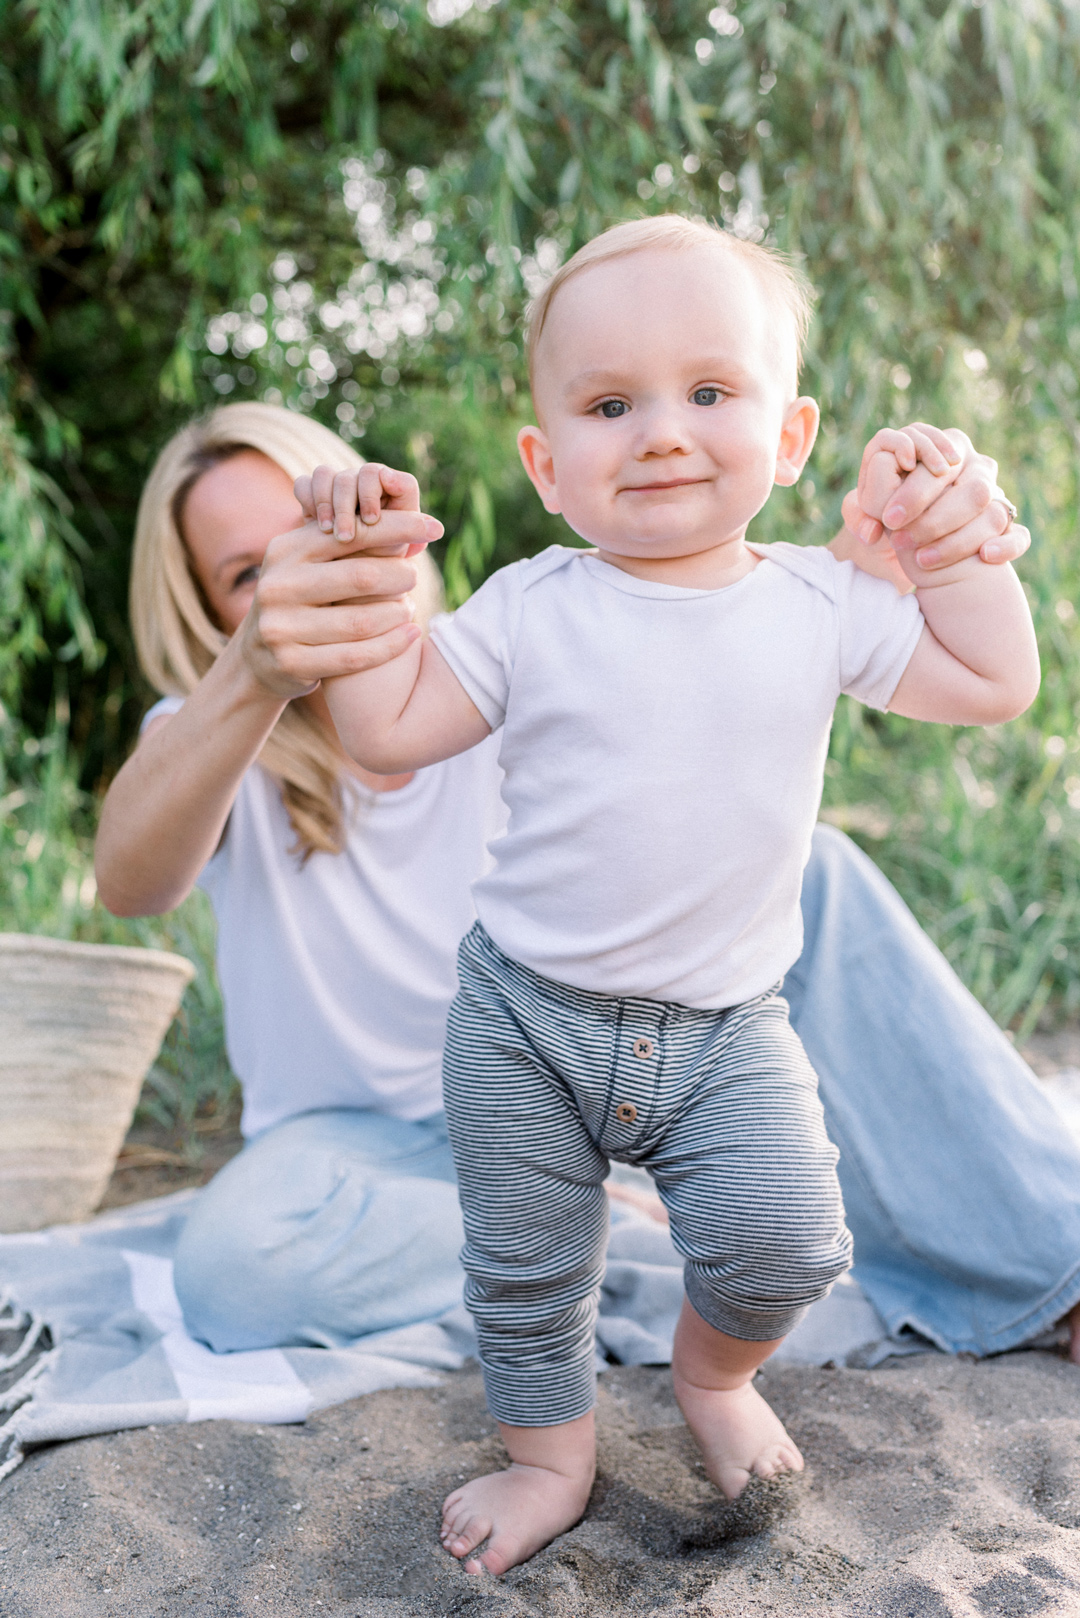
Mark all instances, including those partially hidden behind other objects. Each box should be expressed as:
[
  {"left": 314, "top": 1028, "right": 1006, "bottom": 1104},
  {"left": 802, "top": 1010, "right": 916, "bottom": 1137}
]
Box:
[
  {"left": 172, "top": 1166, "right": 293, "bottom": 1350},
  {"left": 173, "top": 1128, "right": 467, "bottom": 1350}
]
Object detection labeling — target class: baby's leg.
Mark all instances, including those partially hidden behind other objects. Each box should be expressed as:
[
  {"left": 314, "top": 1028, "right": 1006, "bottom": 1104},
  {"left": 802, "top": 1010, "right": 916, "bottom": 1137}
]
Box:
[
  {"left": 441, "top": 927, "right": 612, "bottom": 1574},
  {"left": 672, "top": 1298, "right": 800, "bottom": 1499},
  {"left": 440, "top": 1412, "right": 595, "bottom": 1575},
  {"left": 648, "top": 987, "right": 851, "bottom": 1498}
]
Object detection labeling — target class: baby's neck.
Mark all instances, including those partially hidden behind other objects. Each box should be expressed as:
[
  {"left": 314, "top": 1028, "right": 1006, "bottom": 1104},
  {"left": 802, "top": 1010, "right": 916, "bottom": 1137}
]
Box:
[{"left": 595, "top": 535, "right": 760, "bottom": 591}]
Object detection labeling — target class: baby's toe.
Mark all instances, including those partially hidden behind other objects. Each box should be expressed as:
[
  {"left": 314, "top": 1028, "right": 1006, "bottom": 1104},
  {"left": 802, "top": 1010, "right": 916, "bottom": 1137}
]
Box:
[
  {"left": 474, "top": 1532, "right": 519, "bottom": 1577},
  {"left": 445, "top": 1512, "right": 493, "bottom": 1561},
  {"left": 751, "top": 1444, "right": 802, "bottom": 1482}
]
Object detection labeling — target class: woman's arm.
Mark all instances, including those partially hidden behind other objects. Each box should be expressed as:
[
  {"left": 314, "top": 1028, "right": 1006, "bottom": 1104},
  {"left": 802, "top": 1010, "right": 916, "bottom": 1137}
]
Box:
[
  {"left": 95, "top": 513, "right": 431, "bottom": 916},
  {"left": 95, "top": 638, "right": 289, "bottom": 917}
]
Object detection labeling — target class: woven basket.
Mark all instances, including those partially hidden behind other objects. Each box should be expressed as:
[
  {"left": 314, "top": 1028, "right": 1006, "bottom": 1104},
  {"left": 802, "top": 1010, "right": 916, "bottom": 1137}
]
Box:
[{"left": 0, "top": 933, "right": 196, "bottom": 1231}]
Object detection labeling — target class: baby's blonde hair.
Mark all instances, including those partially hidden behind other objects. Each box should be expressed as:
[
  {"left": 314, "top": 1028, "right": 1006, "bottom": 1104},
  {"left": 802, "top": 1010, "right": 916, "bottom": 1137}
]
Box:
[
  {"left": 526, "top": 215, "right": 815, "bottom": 395},
  {"left": 130, "top": 400, "right": 443, "bottom": 861}
]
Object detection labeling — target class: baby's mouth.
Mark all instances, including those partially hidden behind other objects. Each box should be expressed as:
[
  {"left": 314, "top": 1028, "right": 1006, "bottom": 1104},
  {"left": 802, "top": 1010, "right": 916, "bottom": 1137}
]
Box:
[{"left": 622, "top": 477, "right": 708, "bottom": 493}]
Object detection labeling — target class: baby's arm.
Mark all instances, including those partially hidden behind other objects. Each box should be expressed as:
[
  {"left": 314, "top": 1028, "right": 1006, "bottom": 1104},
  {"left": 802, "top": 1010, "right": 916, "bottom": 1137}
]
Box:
[
  {"left": 326, "top": 635, "right": 490, "bottom": 771},
  {"left": 857, "top": 433, "right": 1040, "bottom": 724},
  {"left": 296, "top": 466, "right": 490, "bottom": 771}
]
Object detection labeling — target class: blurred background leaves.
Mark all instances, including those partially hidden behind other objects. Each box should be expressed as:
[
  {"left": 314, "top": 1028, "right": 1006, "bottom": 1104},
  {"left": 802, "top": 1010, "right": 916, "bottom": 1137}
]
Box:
[{"left": 3, "top": 0, "right": 1080, "bottom": 1125}]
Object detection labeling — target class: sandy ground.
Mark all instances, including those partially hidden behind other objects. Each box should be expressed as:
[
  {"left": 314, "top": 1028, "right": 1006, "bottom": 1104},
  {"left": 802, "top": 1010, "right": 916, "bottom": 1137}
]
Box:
[
  {"left": 2, "top": 1352, "right": 1079, "bottom": 1616},
  {"left": 2, "top": 1031, "right": 1079, "bottom": 1615}
]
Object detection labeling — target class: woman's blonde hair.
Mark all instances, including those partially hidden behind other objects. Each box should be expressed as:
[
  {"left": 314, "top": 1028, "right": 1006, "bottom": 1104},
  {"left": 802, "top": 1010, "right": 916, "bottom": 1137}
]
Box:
[{"left": 130, "top": 401, "right": 442, "bottom": 860}]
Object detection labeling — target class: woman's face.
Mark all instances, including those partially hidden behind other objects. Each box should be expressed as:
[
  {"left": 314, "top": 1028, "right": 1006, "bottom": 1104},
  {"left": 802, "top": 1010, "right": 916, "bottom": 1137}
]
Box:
[{"left": 181, "top": 450, "right": 304, "bottom": 635}]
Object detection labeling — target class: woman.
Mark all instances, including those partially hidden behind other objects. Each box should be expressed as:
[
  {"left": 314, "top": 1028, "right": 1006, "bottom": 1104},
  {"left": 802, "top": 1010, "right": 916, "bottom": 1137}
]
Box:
[{"left": 95, "top": 401, "right": 1080, "bottom": 1362}]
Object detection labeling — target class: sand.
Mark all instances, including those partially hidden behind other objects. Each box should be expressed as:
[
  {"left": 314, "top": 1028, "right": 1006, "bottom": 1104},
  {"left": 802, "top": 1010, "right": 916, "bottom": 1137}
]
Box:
[
  {"left": 4, "top": 1030, "right": 1079, "bottom": 1614},
  {"left": 2, "top": 1349, "right": 1079, "bottom": 1616}
]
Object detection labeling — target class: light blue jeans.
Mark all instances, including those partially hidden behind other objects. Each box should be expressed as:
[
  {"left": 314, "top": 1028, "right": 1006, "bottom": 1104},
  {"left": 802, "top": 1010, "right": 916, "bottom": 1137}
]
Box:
[{"left": 174, "top": 825, "right": 1080, "bottom": 1357}]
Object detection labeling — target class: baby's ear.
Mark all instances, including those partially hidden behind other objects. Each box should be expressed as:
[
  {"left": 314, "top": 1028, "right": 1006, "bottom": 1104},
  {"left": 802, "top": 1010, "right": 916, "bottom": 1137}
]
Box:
[
  {"left": 774, "top": 397, "right": 820, "bottom": 487},
  {"left": 517, "top": 426, "right": 561, "bottom": 514}
]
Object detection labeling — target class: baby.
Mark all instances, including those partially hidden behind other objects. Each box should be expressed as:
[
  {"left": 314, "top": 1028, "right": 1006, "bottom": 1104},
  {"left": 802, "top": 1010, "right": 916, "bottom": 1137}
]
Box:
[{"left": 309, "top": 216, "right": 1039, "bottom": 1576}]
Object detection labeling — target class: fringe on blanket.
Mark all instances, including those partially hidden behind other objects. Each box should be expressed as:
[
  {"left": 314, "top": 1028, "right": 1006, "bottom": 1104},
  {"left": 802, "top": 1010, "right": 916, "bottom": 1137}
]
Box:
[{"left": 0, "top": 1293, "right": 58, "bottom": 1484}]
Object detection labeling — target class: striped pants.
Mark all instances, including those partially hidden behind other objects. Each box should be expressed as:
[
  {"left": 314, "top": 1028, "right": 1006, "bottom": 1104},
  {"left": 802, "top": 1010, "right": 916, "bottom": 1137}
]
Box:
[{"left": 443, "top": 924, "right": 853, "bottom": 1427}]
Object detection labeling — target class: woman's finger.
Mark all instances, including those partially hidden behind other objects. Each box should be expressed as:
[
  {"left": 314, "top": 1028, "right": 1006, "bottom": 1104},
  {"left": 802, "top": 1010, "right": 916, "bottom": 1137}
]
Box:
[
  {"left": 914, "top": 515, "right": 1030, "bottom": 570},
  {"left": 260, "top": 554, "right": 419, "bottom": 610},
  {"left": 261, "top": 597, "right": 418, "bottom": 650},
  {"left": 271, "top": 622, "right": 424, "bottom": 683},
  {"left": 888, "top": 466, "right": 997, "bottom": 550},
  {"left": 264, "top": 509, "right": 442, "bottom": 572},
  {"left": 884, "top": 455, "right": 993, "bottom": 533},
  {"left": 982, "top": 520, "right": 1030, "bottom": 565}
]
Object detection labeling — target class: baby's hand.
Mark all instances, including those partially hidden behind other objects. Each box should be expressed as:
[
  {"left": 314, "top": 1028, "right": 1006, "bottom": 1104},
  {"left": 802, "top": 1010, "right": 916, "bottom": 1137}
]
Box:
[
  {"left": 855, "top": 424, "right": 963, "bottom": 544},
  {"left": 294, "top": 462, "right": 428, "bottom": 553}
]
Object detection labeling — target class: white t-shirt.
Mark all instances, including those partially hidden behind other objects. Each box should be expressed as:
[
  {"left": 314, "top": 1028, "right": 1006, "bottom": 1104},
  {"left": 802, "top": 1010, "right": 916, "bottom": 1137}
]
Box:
[
  {"left": 143, "top": 698, "right": 507, "bottom": 1137},
  {"left": 430, "top": 542, "right": 923, "bottom": 1010}
]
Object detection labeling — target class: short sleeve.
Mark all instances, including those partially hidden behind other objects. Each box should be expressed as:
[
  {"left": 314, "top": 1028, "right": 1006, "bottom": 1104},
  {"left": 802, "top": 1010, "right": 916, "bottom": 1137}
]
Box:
[
  {"left": 833, "top": 562, "right": 925, "bottom": 711},
  {"left": 428, "top": 562, "right": 525, "bottom": 730}
]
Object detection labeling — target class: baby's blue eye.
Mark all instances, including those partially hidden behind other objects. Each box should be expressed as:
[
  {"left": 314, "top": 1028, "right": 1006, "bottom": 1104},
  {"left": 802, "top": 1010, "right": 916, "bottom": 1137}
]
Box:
[
  {"left": 692, "top": 388, "right": 720, "bottom": 407},
  {"left": 598, "top": 399, "right": 629, "bottom": 418}
]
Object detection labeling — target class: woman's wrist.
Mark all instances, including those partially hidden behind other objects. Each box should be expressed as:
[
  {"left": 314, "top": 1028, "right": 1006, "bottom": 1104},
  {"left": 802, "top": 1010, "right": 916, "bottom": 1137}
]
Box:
[{"left": 235, "top": 607, "right": 321, "bottom": 704}]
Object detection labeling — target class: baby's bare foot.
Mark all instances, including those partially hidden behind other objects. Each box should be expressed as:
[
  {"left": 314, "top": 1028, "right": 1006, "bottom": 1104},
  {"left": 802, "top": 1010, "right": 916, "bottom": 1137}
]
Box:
[
  {"left": 675, "top": 1376, "right": 803, "bottom": 1500},
  {"left": 440, "top": 1462, "right": 592, "bottom": 1575}
]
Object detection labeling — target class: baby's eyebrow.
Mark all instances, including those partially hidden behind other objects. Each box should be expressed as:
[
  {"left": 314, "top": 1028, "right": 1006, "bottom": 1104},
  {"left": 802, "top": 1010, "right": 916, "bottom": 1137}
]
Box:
[
  {"left": 562, "top": 356, "right": 752, "bottom": 399},
  {"left": 562, "top": 368, "right": 626, "bottom": 397}
]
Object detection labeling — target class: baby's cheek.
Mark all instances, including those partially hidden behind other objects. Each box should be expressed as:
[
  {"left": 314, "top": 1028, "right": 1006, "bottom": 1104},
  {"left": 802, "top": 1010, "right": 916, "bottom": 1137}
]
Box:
[{"left": 859, "top": 451, "right": 904, "bottom": 523}]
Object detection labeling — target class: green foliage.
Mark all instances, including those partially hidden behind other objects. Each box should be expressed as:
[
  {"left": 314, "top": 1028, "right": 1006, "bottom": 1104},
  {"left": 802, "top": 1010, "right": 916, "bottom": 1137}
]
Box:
[{"left": 3, "top": 0, "right": 1080, "bottom": 1037}]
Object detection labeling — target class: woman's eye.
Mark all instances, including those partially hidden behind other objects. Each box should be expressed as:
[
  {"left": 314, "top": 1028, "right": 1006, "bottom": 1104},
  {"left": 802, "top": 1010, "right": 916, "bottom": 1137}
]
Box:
[
  {"left": 598, "top": 399, "right": 629, "bottom": 418},
  {"left": 692, "top": 387, "right": 721, "bottom": 407},
  {"left": 232, "top": 565, "right": 260, "bottom": 591}
]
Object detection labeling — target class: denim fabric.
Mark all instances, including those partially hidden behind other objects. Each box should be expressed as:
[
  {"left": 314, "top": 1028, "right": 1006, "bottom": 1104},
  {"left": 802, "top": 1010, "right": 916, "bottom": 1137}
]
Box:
[
  {"left": 786, "top": 824, "right": 1080, "bottom": 1354},
  {"left": 173, "top": 1108, "right": 462, "bottom": 1351},
  {"left": 174, "top": 825, "right": 1080, "bottom": 1358}
]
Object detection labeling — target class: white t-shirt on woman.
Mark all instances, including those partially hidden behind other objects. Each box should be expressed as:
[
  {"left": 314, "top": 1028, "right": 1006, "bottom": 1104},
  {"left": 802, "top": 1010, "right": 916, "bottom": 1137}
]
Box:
[{"left": 143, "top": 698, "right": 506, "bottom": 1138}]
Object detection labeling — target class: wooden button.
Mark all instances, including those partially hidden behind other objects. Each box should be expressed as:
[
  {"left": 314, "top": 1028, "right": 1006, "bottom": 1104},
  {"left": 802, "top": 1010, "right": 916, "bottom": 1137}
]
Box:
[
  {"left": 632, "top": 1037, "right": 654, "bottom": 1060},
  {"left": 615, "top": 1102, "right": 638, "bottom": 1123}
]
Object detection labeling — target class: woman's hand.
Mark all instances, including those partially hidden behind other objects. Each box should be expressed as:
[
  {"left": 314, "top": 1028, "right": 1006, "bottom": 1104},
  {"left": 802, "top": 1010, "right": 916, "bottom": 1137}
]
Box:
[
  {"left": 241, "top": 498, "right": 443, "bottom": 698},
  {"left": 834, "top": 426, "right": 1029, "bottom": 586}
]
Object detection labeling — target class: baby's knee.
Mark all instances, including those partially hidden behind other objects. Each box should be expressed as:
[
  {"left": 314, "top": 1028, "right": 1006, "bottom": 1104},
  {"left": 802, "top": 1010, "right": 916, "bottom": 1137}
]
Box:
[{"left": 683, "top": 1212, "right": 852, "bottom": 1341}]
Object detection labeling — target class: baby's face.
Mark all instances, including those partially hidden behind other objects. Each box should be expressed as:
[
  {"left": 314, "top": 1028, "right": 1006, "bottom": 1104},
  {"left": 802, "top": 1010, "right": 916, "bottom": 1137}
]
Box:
[{"left": 520, "top": 246, "right": 815, "bottom": 564}]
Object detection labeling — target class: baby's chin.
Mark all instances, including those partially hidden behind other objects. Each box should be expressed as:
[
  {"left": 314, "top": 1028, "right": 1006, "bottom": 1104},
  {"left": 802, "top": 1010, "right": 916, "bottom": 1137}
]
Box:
[{"left": 588, "top": 524, "right": 749, "bottom": 560}]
